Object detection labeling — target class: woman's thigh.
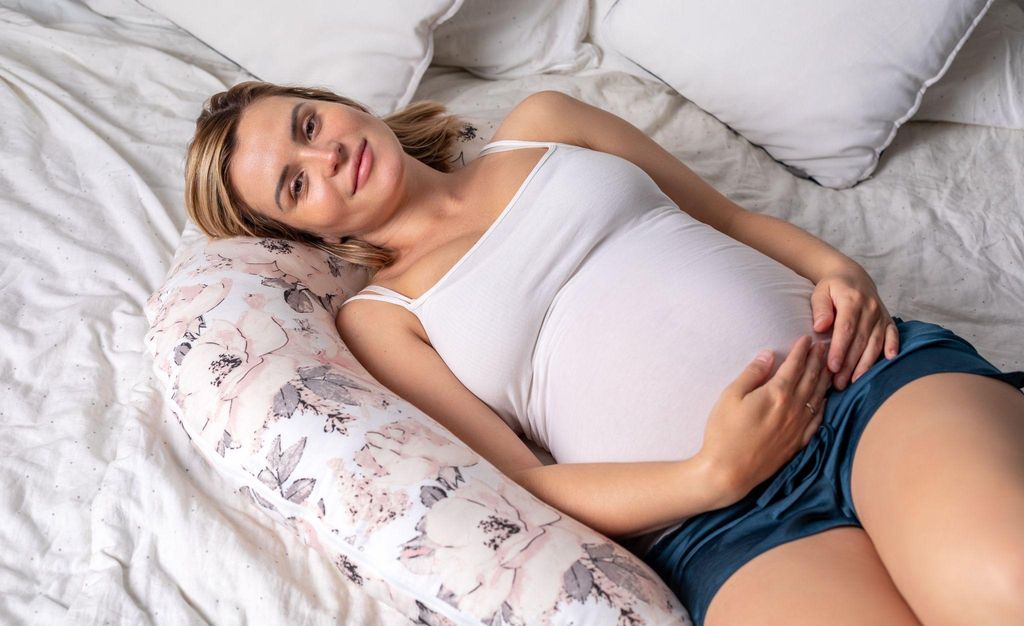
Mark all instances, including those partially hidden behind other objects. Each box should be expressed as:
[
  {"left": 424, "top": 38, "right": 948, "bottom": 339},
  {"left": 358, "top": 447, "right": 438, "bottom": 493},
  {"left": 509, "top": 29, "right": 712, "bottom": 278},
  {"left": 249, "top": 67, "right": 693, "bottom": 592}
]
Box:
[
  {"left": 704, "top": 526, "right": 922, "bottom": 626},
  {"left": 850, "top": 372, "right": 1024, "bottom": 625}
]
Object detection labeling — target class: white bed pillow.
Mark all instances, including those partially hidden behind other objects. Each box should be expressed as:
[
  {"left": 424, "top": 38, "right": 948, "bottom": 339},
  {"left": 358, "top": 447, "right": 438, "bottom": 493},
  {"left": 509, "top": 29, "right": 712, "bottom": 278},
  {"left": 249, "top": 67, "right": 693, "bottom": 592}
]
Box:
[
  {"left": 432, "top": 0, "right": 600, "bottom": 79},
  {"left": 603, "top": 0, "right": 995, "bottom": 189},
  {"left": 914, "top": 0, "right": 1024, "bottom": 129},
  {"left": 142, "top": 118, "right": 690, "bottom": 625},
  {"left": 136, "top": 0, "right": 464, "bottom": 115}
]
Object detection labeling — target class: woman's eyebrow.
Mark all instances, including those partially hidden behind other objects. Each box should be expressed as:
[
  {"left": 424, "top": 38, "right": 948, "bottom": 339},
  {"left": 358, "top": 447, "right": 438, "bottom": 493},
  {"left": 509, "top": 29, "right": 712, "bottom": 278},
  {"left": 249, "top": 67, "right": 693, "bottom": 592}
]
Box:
[{"left": 274, "top": 101, "right": 305, "bottom": 213}]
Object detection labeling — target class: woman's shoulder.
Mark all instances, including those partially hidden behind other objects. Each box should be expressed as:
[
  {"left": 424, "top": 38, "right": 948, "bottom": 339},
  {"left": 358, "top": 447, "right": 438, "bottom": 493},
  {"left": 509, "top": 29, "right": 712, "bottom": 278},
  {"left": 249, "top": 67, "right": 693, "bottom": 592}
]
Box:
[{"left": 487, "top": 91, "right": 588, "bottom": 149}]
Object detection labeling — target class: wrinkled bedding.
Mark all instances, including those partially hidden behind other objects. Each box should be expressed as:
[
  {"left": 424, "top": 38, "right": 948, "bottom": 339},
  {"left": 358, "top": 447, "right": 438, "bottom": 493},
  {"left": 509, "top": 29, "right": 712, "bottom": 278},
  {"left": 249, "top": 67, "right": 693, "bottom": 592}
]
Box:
[{"left": 0, "top": 0, "right": 1020, "bottom": 624}]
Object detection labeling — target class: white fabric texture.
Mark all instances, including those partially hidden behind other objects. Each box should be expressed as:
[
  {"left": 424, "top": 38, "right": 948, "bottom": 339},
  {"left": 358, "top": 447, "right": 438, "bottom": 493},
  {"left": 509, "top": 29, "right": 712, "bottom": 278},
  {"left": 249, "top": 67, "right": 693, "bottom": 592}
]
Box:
[
  {"left": 2, "top": 0, "right": 1023, "bottom": 623},
  {"left": 602, "top": 0, "right": 995, "bottom": 189},
  {"left": 914, "top": 0, "right": 1024, "bottom": 129},
  {"left": 136, "top": 0, "right": 464, "bottom": 116},
  {"left": 433, "top": 0, "right": 600, "bottom": 79}
]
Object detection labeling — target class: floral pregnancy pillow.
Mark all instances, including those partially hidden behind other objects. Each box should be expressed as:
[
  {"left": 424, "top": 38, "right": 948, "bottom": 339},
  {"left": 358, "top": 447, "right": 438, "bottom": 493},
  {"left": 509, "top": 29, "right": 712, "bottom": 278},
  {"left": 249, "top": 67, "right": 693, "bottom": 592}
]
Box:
[{"left": 143, "top": 123, "right": 690, "bottom": 624}]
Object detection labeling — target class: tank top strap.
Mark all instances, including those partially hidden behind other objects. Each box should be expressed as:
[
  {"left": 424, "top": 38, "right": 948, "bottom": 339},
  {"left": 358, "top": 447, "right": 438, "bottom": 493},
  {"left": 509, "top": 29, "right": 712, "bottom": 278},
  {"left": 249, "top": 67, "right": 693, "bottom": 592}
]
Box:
[
  {"left": 340, "top": 285, "right": 413, "bottom": 310},
  {"left": 478, "top": 138, "right": 560, "bottom": 156}
]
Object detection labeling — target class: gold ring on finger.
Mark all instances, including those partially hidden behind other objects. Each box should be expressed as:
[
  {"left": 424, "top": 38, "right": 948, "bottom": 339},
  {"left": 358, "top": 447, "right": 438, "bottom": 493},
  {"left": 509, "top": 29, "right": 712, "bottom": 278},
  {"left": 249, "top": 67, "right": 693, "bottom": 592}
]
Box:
[{"left": 805, "top": 401, "right": 817, "bottom": 414}]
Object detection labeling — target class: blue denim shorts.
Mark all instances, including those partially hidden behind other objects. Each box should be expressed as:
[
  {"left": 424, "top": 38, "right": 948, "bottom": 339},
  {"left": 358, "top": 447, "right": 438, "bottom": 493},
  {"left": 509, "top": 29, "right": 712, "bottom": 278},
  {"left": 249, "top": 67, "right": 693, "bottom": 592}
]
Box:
[{"left": 643, "top": 317, "right": 1024, "bottom": 626}]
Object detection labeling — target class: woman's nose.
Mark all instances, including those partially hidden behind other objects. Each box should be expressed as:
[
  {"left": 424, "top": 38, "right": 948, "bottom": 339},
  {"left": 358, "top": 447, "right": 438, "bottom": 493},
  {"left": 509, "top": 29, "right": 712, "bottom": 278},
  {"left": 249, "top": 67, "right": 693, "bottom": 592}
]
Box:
[{"left": 303, "top": 143, "right": 340, "bottom": 177}]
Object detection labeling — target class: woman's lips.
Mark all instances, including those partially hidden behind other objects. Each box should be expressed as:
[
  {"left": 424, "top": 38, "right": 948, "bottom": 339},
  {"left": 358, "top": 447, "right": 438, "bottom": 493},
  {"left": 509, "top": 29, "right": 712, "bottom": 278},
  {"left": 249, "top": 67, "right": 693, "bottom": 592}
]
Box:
[{"left": 353, "top": 139, "right": 371, "bottom": 194}]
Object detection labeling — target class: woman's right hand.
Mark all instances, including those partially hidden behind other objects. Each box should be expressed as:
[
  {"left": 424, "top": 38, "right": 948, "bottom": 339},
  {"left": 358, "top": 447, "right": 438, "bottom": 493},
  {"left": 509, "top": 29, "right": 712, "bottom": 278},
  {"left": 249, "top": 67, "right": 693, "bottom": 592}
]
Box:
[{"left": 699, "top": 335, "right": 833, "bottom": 505}]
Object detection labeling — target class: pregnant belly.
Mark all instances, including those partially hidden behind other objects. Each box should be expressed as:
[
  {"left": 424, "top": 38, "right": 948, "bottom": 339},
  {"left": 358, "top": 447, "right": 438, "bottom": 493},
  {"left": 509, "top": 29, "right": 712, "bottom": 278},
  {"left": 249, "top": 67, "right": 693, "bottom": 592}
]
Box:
[{"left": 527, "top": 214, "right": 832, "bottom": 465}]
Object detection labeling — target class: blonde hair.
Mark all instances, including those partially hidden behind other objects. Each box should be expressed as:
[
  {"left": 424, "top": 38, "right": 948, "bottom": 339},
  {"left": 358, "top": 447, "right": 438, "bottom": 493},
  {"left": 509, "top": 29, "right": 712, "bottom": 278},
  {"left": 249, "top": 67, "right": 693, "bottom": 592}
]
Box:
[{"left": 184, "top": 80, "right": 467, "bottom": 276}]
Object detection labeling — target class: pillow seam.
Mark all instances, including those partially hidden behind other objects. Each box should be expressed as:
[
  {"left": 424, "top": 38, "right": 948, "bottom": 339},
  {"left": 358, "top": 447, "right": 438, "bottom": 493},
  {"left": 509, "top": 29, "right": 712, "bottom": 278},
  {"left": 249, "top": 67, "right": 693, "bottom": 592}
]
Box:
[{"left": 851, "top": 0, "right": 997, "bottom": 185}]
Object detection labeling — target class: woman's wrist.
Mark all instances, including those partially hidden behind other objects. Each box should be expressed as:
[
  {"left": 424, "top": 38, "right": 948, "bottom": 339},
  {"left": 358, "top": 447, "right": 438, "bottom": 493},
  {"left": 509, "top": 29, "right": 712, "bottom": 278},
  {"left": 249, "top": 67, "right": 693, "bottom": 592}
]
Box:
[
  {"left": 820, "top": 256, "right": 867, "bottom": 281},
  {"left": 687, "top": 452, "right": 745, "bottom": 510}
]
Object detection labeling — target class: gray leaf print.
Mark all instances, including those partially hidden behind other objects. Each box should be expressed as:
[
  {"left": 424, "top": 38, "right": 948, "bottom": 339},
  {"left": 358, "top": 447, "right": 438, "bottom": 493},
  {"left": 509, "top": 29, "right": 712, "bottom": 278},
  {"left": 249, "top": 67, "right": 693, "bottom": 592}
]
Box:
[
  {"left": 284, "top": 286, "right": 315, "bottom": 313},
  {"left": 499, "top": 601, "right": 515, "bottom": 626},
  {"left": 313, "top": 292, "right": 335, "bottom": 313},
  {"left": 317, "top": 497, "right": 325, "bottom": 518},
  {"left": 261, "top": 277, "right": 292, "bottom": 290},
  {"left": 173, "top": 342, "right": 191, "bottom": 365},
  {"left": 267, "top": 434, "right": 283, "bottom": 471},
  {"left": 276, "top": 436, "right": 306, "bottom": 484},
  {"left": 272, "top": 382, "right": 300, "bottom": 419},
  {"left": 437, "top": 585, "right": 457, "bottom": 607},
  {"left": 258, "top": 467, "right": 279, "bottom": 490},
  {"left": 283, "top": 477, "right": 315, "bottom": 503},
  {"left": 564, "top": 560, "right": 595, "bottom": 602},
  {"left": 591, "top": 549, "right": 654, "bottom": 603},
  {"left": 246, "top": 486, "right": 279, "bottom": 513},
  {"left": 216, "top": 430, "right": 233, "bottom": 457},
  {"left": 420, "top": 485, "right": 447, "bottom": 508},
  {"left": 300, "top": 365, "right": 369, "bottom": 405},
  {"left": 585, "top": 543, "right": 615, "bottom": 560}
]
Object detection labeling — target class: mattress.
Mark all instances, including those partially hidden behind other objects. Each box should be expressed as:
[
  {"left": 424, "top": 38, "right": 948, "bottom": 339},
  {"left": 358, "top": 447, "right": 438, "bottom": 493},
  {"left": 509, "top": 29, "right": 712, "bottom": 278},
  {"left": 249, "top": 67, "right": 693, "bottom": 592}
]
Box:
[{"left": 0, "top": 1, "right": 1020, "bottom": 624}]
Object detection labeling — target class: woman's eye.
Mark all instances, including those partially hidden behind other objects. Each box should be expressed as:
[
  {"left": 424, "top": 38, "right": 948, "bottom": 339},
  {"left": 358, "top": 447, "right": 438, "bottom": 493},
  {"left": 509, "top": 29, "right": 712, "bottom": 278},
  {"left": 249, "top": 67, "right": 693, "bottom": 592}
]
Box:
[
  {"left": 304, "top": 116, "right": 316, "bottom": 140},
  {"left": 291, "top": 172, "right": 305, "bottom": 199}
]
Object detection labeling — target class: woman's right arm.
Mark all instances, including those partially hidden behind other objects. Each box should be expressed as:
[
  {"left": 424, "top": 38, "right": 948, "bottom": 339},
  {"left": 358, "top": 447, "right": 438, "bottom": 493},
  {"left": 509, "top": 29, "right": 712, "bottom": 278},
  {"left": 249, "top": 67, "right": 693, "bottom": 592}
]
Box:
[{"left": 512, "top": 454, "right": 734, "bottom": 539}]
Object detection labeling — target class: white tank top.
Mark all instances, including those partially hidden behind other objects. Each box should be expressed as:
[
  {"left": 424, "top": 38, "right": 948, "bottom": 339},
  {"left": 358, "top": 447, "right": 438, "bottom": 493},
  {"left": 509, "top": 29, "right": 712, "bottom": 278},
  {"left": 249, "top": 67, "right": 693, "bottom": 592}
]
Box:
[{"left": 340, "top": 139, "right": 830, "bottom": 555}]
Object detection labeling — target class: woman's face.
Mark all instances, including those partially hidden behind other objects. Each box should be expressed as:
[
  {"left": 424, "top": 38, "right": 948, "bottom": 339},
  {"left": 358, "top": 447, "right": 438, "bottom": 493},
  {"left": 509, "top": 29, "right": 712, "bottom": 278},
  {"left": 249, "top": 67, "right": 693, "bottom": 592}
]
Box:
[{"left": 228, "top": 95, "right": 403, "bottom": 239}]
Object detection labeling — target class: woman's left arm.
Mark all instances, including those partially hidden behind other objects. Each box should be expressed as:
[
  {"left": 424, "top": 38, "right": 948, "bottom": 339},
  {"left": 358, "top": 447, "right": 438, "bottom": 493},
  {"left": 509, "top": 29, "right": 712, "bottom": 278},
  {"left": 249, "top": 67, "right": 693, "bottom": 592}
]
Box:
[
  {"left": 727, "top": 210, "right": 900, "bottom": 390},
  {"left": 526, "top": 90, "right": 900, "bottom": 391}
]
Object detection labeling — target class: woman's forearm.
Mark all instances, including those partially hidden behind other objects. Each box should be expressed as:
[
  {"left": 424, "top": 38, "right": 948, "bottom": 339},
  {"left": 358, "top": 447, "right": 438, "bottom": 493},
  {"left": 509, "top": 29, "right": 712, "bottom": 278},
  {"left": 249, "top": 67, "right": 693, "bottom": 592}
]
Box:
[
  {"left": 510, "top": 455, "right": 735, "bottom": 539},
  {"left": 726, "top": 209, "right": 860, "bottom": 283}
]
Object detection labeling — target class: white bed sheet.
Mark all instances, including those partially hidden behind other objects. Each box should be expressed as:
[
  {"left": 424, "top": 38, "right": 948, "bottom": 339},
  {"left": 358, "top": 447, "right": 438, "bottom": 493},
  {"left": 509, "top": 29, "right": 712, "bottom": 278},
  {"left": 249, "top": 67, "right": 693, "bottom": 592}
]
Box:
[{"left": 1, "top": 1, "right": 1020, "bottom": 624}]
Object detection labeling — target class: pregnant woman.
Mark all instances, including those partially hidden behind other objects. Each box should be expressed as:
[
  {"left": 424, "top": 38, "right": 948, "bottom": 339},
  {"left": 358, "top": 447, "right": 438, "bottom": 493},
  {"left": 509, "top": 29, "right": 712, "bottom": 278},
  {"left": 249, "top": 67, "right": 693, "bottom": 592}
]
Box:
[{"left": 185, "top": 81, "right": 1024, "bottom": 626}]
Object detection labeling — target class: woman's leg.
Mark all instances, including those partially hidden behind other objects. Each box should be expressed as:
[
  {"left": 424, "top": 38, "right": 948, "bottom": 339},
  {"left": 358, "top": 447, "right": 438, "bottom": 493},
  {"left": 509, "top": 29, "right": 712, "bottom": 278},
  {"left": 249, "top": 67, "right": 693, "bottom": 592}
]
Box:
[
  {"left": 850, "top": 372, "right": 1024, "bottom": 625},
  {"left": 704, "top": 526, "right": 922, "bottom": 626}
]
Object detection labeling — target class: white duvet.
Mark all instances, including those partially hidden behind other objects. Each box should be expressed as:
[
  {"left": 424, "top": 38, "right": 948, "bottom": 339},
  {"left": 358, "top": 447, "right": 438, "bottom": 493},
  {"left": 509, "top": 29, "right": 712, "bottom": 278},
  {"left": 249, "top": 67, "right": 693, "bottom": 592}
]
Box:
[{"left": 0, "top": 1, "right": 1020, "bottom": 624}]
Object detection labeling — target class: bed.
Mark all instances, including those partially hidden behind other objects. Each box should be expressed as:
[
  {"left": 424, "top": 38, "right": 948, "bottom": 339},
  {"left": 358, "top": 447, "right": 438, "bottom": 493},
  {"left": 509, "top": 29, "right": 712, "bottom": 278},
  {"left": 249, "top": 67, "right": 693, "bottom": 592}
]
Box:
[{"left": 2, "top": 0, "right": 1021, "bottom": 624}]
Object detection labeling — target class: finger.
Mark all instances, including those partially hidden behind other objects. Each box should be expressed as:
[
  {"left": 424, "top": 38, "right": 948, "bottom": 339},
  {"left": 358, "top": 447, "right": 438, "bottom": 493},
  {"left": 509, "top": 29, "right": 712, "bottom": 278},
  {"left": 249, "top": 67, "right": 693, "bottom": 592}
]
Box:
[
  {"left": 884, "top": 320, "right": 900, "bottom": 360},
  {"left": 795, "top": 342, "right": 826, "bottom": 402},
  {"left": 731, "top": 348, "right": 776, "bottom": 396},
  {"left": 810, "top": 285, "right": 834, "bottom": 333},
  {"left": 827, "top": 303, "right": 860, "bottom": 375},
  {"left": 801, "top": 403, "right": 825, "bottom": 446},
  {"left": 850, "top": 323, "right": 886, "bottom": 384},
  {"left": 814, "top": 355, "right": 833, "bottom": 402},
  {"left": 835, "top": 311, "right": 874, "bottom": 389},
  {"left": 773, "top": 335, "right": 813, "bottom": 393}
]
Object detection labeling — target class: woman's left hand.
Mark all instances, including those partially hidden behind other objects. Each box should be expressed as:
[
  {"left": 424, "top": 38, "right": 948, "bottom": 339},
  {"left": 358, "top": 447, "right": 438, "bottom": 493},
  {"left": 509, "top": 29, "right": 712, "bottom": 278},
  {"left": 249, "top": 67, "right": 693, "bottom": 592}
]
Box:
[{"left": 810, "top": 265, "right": 900, "bottom": 390}]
